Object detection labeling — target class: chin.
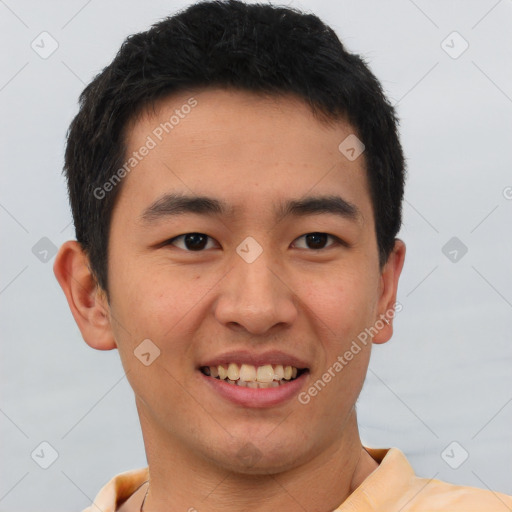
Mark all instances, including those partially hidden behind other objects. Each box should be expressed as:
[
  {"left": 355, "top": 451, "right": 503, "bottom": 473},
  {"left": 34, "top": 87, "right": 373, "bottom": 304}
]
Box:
[{"left": 205, "top": 438, "right": 314, "bottom": 476}]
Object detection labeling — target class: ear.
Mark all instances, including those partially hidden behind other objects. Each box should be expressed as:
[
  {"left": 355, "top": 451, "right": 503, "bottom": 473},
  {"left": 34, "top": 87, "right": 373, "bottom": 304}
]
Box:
[
  {"left": 372, "top": 239, "right": 406, "bottom": 345},
  {"left": 53, "top": 240, "right": 117, "bottom": 350}
]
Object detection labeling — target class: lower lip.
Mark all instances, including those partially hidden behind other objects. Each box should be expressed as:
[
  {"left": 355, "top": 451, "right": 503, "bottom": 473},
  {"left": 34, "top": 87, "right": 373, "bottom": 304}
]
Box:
[{"left": 200, "top": 371, "right": 309, "bottom": 408}]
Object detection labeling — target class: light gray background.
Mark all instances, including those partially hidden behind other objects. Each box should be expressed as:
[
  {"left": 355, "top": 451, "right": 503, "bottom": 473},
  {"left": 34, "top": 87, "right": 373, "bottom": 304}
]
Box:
[{"left": 1, "top": 1, "right": 511, "bottom": 511}]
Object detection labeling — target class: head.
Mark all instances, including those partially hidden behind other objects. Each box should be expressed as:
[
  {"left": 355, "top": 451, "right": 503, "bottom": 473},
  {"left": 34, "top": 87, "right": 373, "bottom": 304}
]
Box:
[
  {"left": 62, "top": 0, "right": 405, "bottom": 299},
  {"left": 55, "top": 0, "right": 406, "bottom": 476}
]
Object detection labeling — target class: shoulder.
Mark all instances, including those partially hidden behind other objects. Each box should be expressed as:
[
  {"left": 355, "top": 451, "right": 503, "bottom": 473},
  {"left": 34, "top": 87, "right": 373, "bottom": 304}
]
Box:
[
  {"left": 347, "top": 447, "right": 512, "bottom": 511},
  {"left": 386, "top": 449, "right": 512, "bottom": 511},
  {"left": 80, "top": 467, "right": 149, "bottom": 512},
  {"left": 408, "top": 476, "right": 512, "bottom": 511}
]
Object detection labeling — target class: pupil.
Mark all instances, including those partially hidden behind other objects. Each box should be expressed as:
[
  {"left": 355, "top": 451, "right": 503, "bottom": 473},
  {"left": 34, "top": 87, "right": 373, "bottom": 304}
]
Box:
[
  {"left": 306, "top": 233, "right": 327, "bottom": 249},
  {"left": 185, "top": 233, "right": 207, "bottom": 250}
]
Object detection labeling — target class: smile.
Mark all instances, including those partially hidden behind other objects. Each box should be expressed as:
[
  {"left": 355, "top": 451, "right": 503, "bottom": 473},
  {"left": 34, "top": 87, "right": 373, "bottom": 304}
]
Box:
[{"left": 200, "top": 363, "right": 307, "bottom": 389}]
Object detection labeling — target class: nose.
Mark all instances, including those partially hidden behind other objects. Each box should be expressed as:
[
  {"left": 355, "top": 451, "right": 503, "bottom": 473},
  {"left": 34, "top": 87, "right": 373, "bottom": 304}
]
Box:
[{"left": 213, "top": 250, "right": 298, "bottom": 336}]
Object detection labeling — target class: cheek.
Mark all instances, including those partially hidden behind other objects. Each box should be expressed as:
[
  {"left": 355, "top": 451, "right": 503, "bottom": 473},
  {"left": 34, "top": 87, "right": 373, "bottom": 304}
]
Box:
[
  {"left": 299, "top": 267, "right": 378, "bottom": 344},
  {"left": 108, "top": 266, "right": 204, "bottom": 405},
  {"left": 109, "top": 259, "right": 206, "bottom": 337}
]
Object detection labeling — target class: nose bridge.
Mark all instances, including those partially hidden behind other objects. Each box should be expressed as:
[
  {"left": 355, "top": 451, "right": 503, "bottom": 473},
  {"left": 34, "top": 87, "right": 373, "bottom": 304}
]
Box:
[
  {"left": 214, "top": 243, "right": 297, "bottom": 334},
  {"left": 236, "top": 250, "right": 276, "bottom": 300}
]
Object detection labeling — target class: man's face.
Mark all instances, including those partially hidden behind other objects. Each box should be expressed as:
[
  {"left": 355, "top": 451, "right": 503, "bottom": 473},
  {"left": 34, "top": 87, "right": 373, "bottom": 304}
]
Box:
[{"left": 105, "top": 88, "right": 395, "bottom": 473}]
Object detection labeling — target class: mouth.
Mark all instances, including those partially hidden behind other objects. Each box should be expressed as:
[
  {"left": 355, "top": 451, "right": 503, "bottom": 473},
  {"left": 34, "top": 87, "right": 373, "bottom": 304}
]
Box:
[{"left": 200, "top": 363, "right": 309, "bottom": 389}]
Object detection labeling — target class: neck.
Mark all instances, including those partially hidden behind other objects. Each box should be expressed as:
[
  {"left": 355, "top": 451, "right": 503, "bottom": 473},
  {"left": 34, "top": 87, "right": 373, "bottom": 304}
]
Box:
[{"left": 135, "top": 403, "right": 378, "bottom": 512}]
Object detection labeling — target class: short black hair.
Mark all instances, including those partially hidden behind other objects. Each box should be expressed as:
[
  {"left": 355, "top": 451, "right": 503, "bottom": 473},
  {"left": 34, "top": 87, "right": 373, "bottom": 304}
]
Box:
[{"left": 64, "top": 0, "right": 405, "bottom": 298}]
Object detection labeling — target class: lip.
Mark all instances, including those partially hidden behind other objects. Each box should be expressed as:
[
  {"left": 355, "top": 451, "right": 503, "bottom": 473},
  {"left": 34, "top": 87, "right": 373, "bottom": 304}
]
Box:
[
  {"left": 199, "top": 369, "right": 309, "bottom": 408},
  {"left": 199, "top": 350, "right": 310, "bottom": 369}
]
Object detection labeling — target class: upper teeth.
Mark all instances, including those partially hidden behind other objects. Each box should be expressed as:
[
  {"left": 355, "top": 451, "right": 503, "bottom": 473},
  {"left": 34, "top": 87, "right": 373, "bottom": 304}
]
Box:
[{"left": 205, "top": 363, "right": 298, "bottom": 382}]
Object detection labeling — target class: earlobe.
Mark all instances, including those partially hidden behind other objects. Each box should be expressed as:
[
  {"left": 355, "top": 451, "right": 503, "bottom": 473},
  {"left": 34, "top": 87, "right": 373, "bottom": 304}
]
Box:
[
  {"left": 372, "top": 239, "right": 406, "bottom": 345},
  {"left": 53, "top": 240, "right": 117, "bottom": 351}
]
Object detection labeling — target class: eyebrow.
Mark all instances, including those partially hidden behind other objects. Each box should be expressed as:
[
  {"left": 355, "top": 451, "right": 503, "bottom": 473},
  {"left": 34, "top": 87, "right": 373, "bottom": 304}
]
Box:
[{"left": 140, "top": 193, "right": 361, "bottom": 224}]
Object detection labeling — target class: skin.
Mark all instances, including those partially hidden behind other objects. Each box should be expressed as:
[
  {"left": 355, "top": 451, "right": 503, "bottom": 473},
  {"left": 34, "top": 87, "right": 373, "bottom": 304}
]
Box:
[{"left": 54, "top": 88, "right": 405, "bottom": 512}]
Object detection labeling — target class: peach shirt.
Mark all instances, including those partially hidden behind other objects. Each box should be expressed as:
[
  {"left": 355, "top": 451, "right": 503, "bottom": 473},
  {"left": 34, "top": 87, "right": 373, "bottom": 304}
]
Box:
[{"left": 81, "top": 447, "right": 512, "bottom": 512}]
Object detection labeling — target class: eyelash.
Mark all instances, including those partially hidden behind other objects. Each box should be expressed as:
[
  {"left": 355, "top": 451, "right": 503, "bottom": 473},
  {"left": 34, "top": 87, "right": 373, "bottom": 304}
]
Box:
[{"left": 165, "top": 232, "right": 345, "bottom": 251}]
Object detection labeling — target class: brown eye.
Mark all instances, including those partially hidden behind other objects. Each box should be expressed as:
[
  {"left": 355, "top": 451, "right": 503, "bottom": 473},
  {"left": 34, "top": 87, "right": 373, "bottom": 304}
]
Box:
[
  {"left": 293, "top": 232, "right": 339, "bottom": 250},
  {"left": 305, "top": 233, "right": 328, "bottom": 249},
  {"left": 168, "top": 233, "right": 216, "bottom": 251}
]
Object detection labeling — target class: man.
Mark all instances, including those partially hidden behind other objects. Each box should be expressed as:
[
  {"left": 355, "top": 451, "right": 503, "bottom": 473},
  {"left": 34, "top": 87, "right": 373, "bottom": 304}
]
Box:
[{"left": 53, "top": 1, "right": 512, "bottom": 511}]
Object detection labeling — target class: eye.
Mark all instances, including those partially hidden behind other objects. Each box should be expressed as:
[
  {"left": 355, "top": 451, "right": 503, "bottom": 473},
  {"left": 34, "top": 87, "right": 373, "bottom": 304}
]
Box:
[
  {"left": 292, "top": 232, "right": 341, "bottom": 250},
  {"left": 166, "top": 233, "right": 218, "bottom": 251}
]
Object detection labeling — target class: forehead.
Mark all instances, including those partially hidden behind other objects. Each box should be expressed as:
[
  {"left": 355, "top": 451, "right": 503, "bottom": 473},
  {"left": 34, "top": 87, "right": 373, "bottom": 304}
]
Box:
[{"left": 116, "top": 88, "right": 372, "bottom": 223}]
